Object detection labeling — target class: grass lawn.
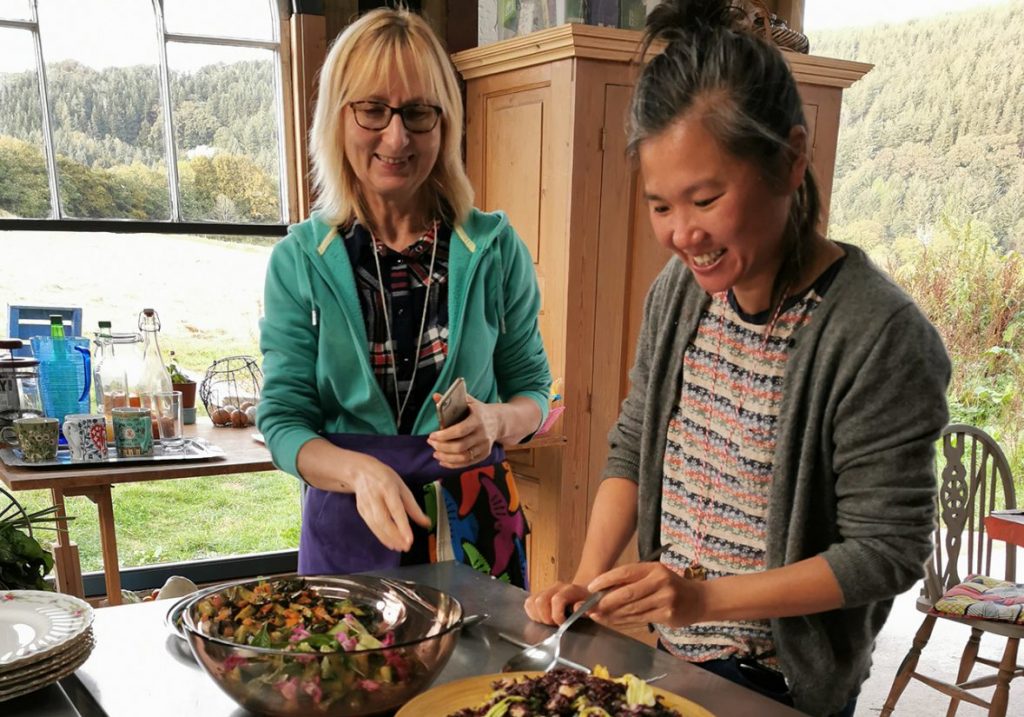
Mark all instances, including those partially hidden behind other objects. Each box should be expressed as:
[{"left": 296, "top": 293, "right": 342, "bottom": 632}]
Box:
[{"left": 16, "top": 471, "right": 301, "bottom": 573}]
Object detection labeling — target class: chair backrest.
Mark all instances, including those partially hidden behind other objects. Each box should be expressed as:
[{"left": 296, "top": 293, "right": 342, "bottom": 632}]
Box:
[
  {"left": 932, "top": 424, "right": 1017, "bottom": 595},
  {"left": 7, "top": 306, "right": 83, "bottom": 357}
]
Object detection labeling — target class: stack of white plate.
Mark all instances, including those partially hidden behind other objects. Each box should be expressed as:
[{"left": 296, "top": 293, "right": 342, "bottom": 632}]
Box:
[{"left": 0, "top": 590, "right": 95, "bottom": 702}]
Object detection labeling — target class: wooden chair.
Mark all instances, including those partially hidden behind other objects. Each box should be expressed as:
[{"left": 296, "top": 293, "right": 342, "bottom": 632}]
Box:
[
  {"left": 881, "top": 424, "right": 1023, "bottom": 717},
  {"left": 7, "top": 305, "right": 83, "bottom": 357}
]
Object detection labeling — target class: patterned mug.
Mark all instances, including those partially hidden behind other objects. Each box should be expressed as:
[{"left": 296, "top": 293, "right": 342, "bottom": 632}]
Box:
[
  {"left": 112, "top": 406, "right": 153, "bottom": 457},
  {"left": 9, "top": 416, "right": 60, "bottom": 463},
  {"left": 63, "top": 413, "right": 109, "bottom": 461}
]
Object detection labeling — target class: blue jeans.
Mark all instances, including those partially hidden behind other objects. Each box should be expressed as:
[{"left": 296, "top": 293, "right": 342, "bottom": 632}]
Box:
[{"left": 658, "top": 642, "right": 857, "bottom": 717}]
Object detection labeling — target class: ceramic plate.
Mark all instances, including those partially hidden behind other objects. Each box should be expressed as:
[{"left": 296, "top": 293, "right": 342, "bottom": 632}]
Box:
[
  {"left": 0, "top": 591, "right": 93, "bottom": 667},
  {"left": 0, "top": 630, "right": 93, "bottom": 687},
  {"left": 395, "top": 671, "right": 716, "bottom": 717},
  {"left": 0, "top": 634, "right": 94, "bottom": 702}
]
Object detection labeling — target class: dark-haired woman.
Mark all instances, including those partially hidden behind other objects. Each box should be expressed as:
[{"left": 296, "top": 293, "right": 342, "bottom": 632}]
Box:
[{"left": 525, "top": 2, "right": 949, "bottom": 714}]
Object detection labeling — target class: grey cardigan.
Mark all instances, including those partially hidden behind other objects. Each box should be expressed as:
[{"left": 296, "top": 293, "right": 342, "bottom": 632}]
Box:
[{"left": 603, "top": 244, "right": 950, "bottom": 716}]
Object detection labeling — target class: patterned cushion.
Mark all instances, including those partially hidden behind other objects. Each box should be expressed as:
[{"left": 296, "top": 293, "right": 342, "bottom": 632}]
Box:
[{"left": 933, "top": 574, "right": 1024, "bottom": 624}]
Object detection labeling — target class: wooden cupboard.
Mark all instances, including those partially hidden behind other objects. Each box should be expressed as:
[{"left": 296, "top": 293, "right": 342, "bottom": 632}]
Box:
[{"left": 451, "top": 24, "right": 871, "bottom": 590}]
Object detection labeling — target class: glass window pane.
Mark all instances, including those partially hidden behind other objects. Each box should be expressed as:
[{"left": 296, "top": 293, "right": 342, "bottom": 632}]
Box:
[
  {"left": 0, "top": 0, "right": 31, "bottom": 21},
  {"left": 163, "top": 0, "right": 276, "bottom": 41},
  {"left": 36, "top": 0, "right": 169, "bottom": 220},
  {"left": 168, "top": 43, "right": 282, "bottom": 224},
  {"left": 0, "top": 28, "right": 51, "bottom": 218},
  {"left": 3, "top": 228, "right": 295, "bottom": 571}
]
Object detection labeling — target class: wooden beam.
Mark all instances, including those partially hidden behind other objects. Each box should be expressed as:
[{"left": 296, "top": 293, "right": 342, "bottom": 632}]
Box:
[
  {"left": 289, "top": 11, "right": 327, "bottom": 219},
  {"left": 440, "top": 0, "right": 478, "bottom": 53},
  {"left": 325, "top": 0, "right": 359, "bottom": 41}
]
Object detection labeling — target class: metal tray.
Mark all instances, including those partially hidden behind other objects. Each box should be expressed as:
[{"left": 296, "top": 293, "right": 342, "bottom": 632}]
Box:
[{"left": 0, "top": 438, "right": 225, "bottom": 469}]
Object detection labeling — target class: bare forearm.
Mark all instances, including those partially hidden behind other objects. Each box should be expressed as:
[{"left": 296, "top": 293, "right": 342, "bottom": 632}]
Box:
[
  {"left": 494, "top": 395, "right": 543, "bottom": 445},
  {"left": 699, "top": 555, "right": 844, "bottom": 622},
  {"left": 295, "top": 438, "right": 360, "bottom": 493},
  {"left": 573, "top": 478, "right": 639, "bottom": 585}
]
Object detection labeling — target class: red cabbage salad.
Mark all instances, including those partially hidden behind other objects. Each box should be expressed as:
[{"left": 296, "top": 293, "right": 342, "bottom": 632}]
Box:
[{"left": 448, "top": 666, "right": 687, "bottom": 717}]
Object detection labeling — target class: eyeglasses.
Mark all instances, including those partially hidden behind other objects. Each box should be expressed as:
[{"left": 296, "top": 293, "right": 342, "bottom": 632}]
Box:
[{"left": 348, "top": 101, "right": 442, "bottom": 133}]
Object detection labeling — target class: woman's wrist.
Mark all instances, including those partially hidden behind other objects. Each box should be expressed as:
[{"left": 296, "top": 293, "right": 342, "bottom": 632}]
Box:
[
  {"left": 492, "top": 397, "right": 543, "bottom": 445},
  {"left": 297, "top": 439, "right": 362, "bottom": 494}
]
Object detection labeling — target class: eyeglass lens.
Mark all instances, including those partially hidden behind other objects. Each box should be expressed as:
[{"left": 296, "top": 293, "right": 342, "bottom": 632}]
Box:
[{"left": 351, "top": 102, "right": 440, "bottom": 132}]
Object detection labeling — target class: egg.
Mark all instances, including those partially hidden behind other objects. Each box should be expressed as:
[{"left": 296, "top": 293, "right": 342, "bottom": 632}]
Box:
[
  {"left": 222, "top": 404, "right": 238, "bottom": 415},
  {"left": 230, "top": 409, "right": 248, "bottom": 428},
  {"left": 244, "top": 405, "right": 257, "bottom": 424},
  {"left": 240, "top": 401, "right": 255, "bottom": 411},
  {"left": 210, "top": 408, "right": 230, "bottom": 425}
]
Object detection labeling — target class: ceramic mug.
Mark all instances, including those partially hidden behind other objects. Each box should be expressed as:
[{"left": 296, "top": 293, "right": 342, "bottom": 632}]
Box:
[
  {"left": 63, "top": 413, "right": 109, "bottom": 461},
  {"left": 112, "top": 406, "right": 153, "bottom": 457},
  {"left": 7, "top": 416, "right": 60, "bottom": 463}
]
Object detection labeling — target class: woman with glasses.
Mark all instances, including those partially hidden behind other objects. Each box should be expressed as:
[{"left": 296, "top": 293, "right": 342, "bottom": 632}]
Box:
[{"left": 258, "top": 7, "right": 551, "bottom": 587}]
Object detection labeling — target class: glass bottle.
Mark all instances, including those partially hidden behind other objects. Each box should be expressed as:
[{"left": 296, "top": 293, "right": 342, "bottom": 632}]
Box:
[
  {"left": 93, "top": 321, "right": 141, "bottom": 441},
  {"left": 93, "top": 320, "right": 112, "bottom": 415},
  {"left": 49, "top": 314, "right": 67, "bottom": 359},
  {"left": 49, "top": 314, "right": 66, "bottom": 339},
  {"left": 138, "top": 308, "right": 172, "bottom": 405}
]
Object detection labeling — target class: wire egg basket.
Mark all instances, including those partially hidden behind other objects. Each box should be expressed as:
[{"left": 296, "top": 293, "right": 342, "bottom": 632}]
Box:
[{"left": 199, "top": 355, "right": 262, "bottom": 428}]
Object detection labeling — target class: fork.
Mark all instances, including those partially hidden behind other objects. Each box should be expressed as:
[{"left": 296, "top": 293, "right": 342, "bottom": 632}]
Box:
[{"left": 502, "top": 544, "right": 670, "bottom": 673}]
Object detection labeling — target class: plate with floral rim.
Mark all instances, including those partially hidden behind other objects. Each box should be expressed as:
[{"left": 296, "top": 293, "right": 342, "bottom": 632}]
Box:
[{"left": 0, "top": 590, "right": 93, "bottom": 668}]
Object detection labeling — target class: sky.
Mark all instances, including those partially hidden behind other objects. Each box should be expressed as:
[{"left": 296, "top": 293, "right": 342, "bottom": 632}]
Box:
[
  {"left": 0, "top": 0, "right": 1017, "bottom": 73},
  {"left": 804, "top": 0, "right": 1013, "bottom": 31},
  {"left": 0, "top": 0, "right": 276, "bottom": 73}
]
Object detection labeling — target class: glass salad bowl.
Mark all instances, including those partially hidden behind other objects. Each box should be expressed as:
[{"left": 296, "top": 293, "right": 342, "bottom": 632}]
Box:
[{"left": 181, "top": 574, "right": 464, "bottom": 716}]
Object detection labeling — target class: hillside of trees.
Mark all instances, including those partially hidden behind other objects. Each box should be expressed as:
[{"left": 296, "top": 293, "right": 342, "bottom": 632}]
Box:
[
  {"left": 813, "top": 1, "right": 1024, "bottom": 251},
  {"left": 0, "top": 59, "right": 281, "bottom": 221},
  {"left": 813, "top": 1, "right": 1024, "bottom": 476}
]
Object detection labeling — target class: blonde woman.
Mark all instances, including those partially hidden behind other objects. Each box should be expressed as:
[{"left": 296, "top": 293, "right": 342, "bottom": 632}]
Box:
[{"left": 259, "top": 7, "right": 550, "bottom": 587}]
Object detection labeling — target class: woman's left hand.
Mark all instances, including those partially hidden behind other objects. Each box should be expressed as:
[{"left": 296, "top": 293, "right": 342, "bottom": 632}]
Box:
[
  {"left": 584, "top": 562, "right": 707, "bottom": 629},
  {"left": 427, "top": 394, "right": 501, "bottom": 469}
]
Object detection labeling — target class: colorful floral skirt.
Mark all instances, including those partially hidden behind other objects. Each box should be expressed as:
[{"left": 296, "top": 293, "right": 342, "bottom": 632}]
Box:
[{"left": 406, "top": 460, "right": 530, "bottom": 589}]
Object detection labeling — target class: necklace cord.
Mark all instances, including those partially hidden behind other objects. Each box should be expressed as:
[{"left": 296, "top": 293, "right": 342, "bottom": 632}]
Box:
[{"left": 371, "top": 221, "right": 440, "bottom": 427}]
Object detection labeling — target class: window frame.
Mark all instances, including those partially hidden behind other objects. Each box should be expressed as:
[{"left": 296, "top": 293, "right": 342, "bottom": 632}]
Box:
[{"left": 0, "top": 0, "right": 297, "bottom": 234}]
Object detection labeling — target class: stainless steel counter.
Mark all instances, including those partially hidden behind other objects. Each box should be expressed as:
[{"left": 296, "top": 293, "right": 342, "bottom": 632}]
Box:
[{"left": 5, "top": 562, "right": 805, "bottom": 716}]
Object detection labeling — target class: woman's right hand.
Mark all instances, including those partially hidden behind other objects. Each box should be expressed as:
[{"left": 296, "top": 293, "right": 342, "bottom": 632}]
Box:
[
  {"left": 524, "top": 581, "right": 592, "bottom": 625},
  {"left": 346, "top": 453, "right": 431, "bottom": 552}
]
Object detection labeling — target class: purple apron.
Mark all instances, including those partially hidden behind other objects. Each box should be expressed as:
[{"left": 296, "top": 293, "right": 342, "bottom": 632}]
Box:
[{"left": 298, "top": 433, "right": 505, "bottom": 576}]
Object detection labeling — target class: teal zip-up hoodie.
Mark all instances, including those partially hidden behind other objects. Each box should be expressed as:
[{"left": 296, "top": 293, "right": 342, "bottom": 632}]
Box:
[{"left": 258, "top": 208, "right": 551, "bottom": 479}]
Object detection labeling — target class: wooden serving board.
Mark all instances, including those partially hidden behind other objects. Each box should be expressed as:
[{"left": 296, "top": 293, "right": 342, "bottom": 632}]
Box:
[{"left": 396, "top": 671, "right": 716, "bottom": 716}]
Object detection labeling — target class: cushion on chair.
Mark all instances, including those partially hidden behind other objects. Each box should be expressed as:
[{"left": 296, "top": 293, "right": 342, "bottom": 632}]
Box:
[{"left": 933, "top": 574, "right": 1024, "bottom": 624}]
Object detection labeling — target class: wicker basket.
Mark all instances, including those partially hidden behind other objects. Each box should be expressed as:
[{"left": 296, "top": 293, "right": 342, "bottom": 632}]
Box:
[
  {"left": 748, "top": 0, "right": 810, "bottom": 54},
  {"left": 199, "top": 355, "right": 262, "bottom": 428}
]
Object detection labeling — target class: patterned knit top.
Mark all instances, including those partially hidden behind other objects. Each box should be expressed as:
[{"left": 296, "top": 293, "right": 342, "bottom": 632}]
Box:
[{"left": 658, "top": 259, "right": 844, "bottom": 665}]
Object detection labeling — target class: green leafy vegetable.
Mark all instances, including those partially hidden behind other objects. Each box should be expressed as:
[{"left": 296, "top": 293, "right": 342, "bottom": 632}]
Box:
[{"left": 0, "top": 503, "right": 69, "bottom": 591}]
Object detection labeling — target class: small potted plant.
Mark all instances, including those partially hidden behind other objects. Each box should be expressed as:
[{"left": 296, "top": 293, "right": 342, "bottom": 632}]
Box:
[
  {"left": 167, "top": 351, "right": 198, "bottom": 425},
  {"left": 1, "top": 489, "right": 69, "bottom": 591}
]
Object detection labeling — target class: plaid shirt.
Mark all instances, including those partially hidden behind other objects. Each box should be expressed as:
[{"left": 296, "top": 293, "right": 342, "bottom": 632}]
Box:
[{"left": 342, "top": 221, "right": 450, "bottom": 434}]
